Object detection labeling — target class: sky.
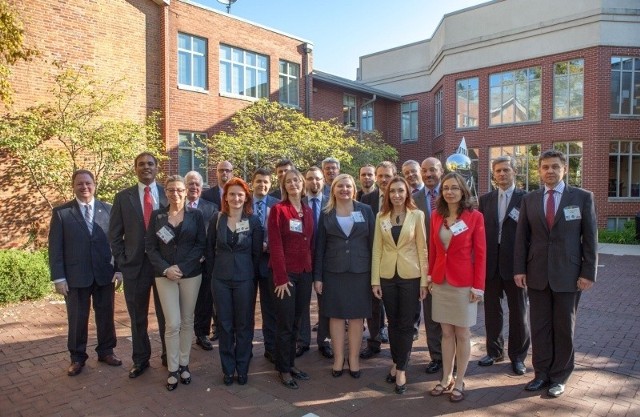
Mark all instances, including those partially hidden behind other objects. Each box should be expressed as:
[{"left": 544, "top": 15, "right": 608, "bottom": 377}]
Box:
[{"left": 193, "top": 0, "right": 489, "bottom": 79}]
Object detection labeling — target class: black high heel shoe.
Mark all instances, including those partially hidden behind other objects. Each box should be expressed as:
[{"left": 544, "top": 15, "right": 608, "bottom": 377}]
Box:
[
  {"left": 178, "top": 365, "right": 191, "bottom": 385},
  {"left": 166, "top": 371, "right": 179, "bottom": 391},
  {"left": 332, "top": 359, "right": 345, "bottom": 377},
  {"left": 346, "top": 359, "right": 361, "bottom": 378}
]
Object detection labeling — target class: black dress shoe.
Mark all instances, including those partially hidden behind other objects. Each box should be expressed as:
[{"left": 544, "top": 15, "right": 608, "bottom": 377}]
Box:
[
  {"left": 279, "top": 373, "right": 299, "bottom": 389},
  {"left": 359, "top": 346, "right": 380, "bottom": 359},
  {"left": 290, "top": 368, "right": 310, "bottom": 380},
  {"left": 67, "top": 361, "right": 84, "bottom": 376},
  {"left": 196, "top": 335, "right": 213, "bottom": 351},
  {"left": 223, "top": 374, "right": 234, "bottom": 386},
  {"left": 512, "top": 361, "right": 526, "bottom": 375},
  {"left": 478, "top": 354, "right": 504, "bottom": 366},
  {"left": 525, "top": 378, "right": 549, "bottom": 391},
  {"left": 98, "top": 354, "right": 122, "bottom": 366},
  {"left": 385, "top": 373, "right": 396, "bottom": 384},
  {"left": 319, "top": 345, "right": 334, "bottom": 359},
  {"left": 237, "top": 374, "right": 248, "bottom": 385},
  {"left": 295, "top": 345, "right": 309, "bottom": 357},
  {"left": 425, "top": 360, "right": 442, "bottom": 374},
  {"left": 395, "top": 384, "right": 407, "bottom": 394},
  {"left": 264, "top": 351, "right": 275, "bottom": 363},
  {"left": 129, "top": 361, "right": 149, "bottom": 378}
]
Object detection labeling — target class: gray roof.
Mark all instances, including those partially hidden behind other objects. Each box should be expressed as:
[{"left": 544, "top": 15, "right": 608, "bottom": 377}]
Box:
[{"left": 312, "top": 70, "right": 402, "bottom": 102}]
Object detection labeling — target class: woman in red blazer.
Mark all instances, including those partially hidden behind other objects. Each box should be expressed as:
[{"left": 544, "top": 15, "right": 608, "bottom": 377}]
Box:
[
  {"left": 268, "top": 169, "right": 314, "bottom": 390},
  {"left": 428, "top": 172, "right": 486, "bottom": 402}
]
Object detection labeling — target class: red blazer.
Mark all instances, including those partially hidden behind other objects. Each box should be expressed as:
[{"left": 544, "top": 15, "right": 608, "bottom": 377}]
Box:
[
  {"left": 268, "top": 200, "right": 314, "bottom": 286},
  {"left": 429, "top": 209, "right": 486, "bottom": 290}
]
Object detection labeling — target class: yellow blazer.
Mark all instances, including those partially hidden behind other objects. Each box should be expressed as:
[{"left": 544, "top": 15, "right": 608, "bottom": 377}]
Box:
[{"left": 371, "top": 208, "right": 428, "bottom": 286}]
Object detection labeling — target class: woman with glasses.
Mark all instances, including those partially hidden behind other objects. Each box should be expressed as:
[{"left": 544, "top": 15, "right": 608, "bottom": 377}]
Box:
[
  {"left": 145, "top": 175, "right": 206, "bottom": 391},
  {"left": 268, "top": 169, "right": 314, "bottom": 389},
  {"left": 428, "top": 172, "right": 486, "bottom": 402}
]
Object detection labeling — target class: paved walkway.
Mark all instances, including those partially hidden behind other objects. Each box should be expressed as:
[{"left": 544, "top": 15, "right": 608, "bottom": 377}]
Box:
[{"left": 1, "top": 251, "right": 639, "bottom": 417}]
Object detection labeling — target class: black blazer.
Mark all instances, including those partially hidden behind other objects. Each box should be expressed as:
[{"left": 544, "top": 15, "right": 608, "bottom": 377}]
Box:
[
  {"left": 109, "top": 184, "right": 168, "bottom": 278},
  {"left": 478, "top": 188, "right": 525, "bottom": 281},
  {"left": 145, "top": 207, "right": 206, "bottom": 278},
  {"left": 205, "top": 212, "right": 263, "bottom": 281},
  {"left": 201, "top": 185, "right": 222, "bottom": 208},
  {"left": 360, "top": 189, "right": 381, "bottom": 215},
  {"left": 413, "top": 187, "right": 433, "bottom": 240},
  {"left": 193, "top": 198, "right": 219, "bottom": 231},
  {"left": 49, "top": 200, "right": 114, "bottom": 287},
  {"left": 313, "top": 201, "right": 375, "bottom": 281}
]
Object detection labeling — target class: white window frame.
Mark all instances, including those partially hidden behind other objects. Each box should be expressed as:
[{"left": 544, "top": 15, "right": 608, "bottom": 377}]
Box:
[
  {"left": 489, "top": 67, "right": 541, "bottom": 126},
  {"left": 553, "top": 59, "right": 584, "bottom": 120},
  {"left": 343, "top": 94, "right": 357, "bottom": 128},
  {"left": 361, "top": 103, "right": 374, "bottom": 131},
  {"left": 456, "top": 77, "right": 479, "bottom": 129},
  {"left": 610, "top": 56, "right": 640, "bottom": 116},
  {"left": 434, "top": 88, "right": 443, "bottom": 137},
  {"left": 178, "top": 132, "right": 208, "bottom": 182},
  {"left": 401, "top": 101, "right": 418, "bottom": 143},
  {"left": 220, "top": 45, "right": 269, "bottom": 100},
  {"left": 608, "top": 140, "right": 640, "bottom": 199},
  {"left": 178, "top": 33, "right": 207, "bottom": 91},
  {"left": 279, "top": 60, "right": 300, "bottom": 107}
]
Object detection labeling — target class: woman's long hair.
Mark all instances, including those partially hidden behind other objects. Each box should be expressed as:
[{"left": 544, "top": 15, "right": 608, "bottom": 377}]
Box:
[{"left": 380, "top": 176, "right": 417, "bottom": 215}]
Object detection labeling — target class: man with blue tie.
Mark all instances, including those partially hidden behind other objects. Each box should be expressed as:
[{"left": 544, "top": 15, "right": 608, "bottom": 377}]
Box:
[
  {"left": 49, "top": 169, "right": 123, "bottom": 376},
  {"left": 251, "top": 168, "right": 280, "bottom": 363}
]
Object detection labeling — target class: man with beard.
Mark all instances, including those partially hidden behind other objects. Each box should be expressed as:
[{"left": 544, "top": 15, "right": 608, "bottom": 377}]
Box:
[
  {"left": 269, "top": 159, "right": 294, "bottom": 200},
  {"left": 357, "top": 164, "right": 376, "bottom": 201}
]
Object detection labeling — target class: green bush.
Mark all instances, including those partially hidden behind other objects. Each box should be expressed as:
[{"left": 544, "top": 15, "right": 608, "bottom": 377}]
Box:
[
  {"left": 0, "top": 249, "right": 51, "bottom": 304},
  {"left": 599, "top": 220, "right": 638, "bottom": 244}
]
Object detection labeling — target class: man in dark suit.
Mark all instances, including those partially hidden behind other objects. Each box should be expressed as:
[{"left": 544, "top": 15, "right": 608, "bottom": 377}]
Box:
[
  {"left": 251, "top": 168, "right": 280, "bottom": 363},
  {"left": 478, "top": 156, "right": 530, "bottom": 376},
  {"left": 49, "top": 169, "right": 123, "bottom": 376},
  {"left": 514, "top": 149, "right": 597, "bottom": 397},
  {"left": 321, "top": 157, "right": 340, "bottom": 196},
  {"left": 201, "top": 160, "right": 233, "bottom": 207},
  {"left": 185, "top": 171, "right": 219, "bottom": 351},
  {"left": 360, "top": 160, "right": 396, "bottom": 359},
  {"left": 109, "top": 152, "right": 168, "bottom": 378},
  {"left": 268, "top": 159, "right": 293, "bottom": 200},
  {"left": 356, "top": 164, "right": 376, "bottom": 201}
]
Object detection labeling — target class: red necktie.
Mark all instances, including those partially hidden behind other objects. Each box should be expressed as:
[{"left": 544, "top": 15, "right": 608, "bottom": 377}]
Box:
[
  {"left": 546, "top": 189, "right": 555, "bottom": 229},
  {"left": 143, "top": 186, "right": 153, "bottom": 230}
]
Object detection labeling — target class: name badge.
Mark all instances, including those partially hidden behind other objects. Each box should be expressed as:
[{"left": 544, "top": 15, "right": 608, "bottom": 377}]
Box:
[
  {"left": 381, "top": 219, "right": 392, "bottom": 231},
  {"left": 289, "top": 219, "right": 303, "bottom": 233},
  {"left": 352, "top": 211, "right": 365, "bottom": 223},
  {"left": 236, "top": 219, "right": 250, "bottom": 233},
  {"left": 508, "top": 207, "right": 519, "bottom": 222},
  {"left": 449, "top": 220, "right": 469, "bottom": 236},
  {"left": 564, "top": 206, "right": 581, "bottom": 221},
  {"left": 156, "top": 225, "right": 175, "bottom": 244}
]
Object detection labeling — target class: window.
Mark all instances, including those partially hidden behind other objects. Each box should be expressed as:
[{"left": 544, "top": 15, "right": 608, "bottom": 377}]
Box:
[
  {"left": 279, "top": 60, "right": 299, "bottom": 106},
  {"left": 361, "top": 103, "right": 373, "bottom": 131},
  {"left": 456, "top": 77, "right": 479, "bottom": 128},
  {"left": 401, "top": 101, "right": 418, "bottom": 142},
  {"left": 554, "top": 59, "right": 584, "bottom": 119},
  {"left": 220, "top": 45, "right": 268, "bottom": 99},
  {"left": 553, "top": 142, "right": 583, "bottom": 187},
  {"left": 489, "top": 67, "right": 541, "bottom": 125},
  {"left": 611, "top": 57, "right": 640, "bottom": 115},
  {"left": 609, "top": 140, "right": 640, "bottom": 198},
  {"left": 434, "top": 88, "right": 444, "bottom": 136},
  {"left": 343, "top": 95, "right": 356, "bottom": 127},
  {"left": 178, "top": 33, "right": 207, "bottom": 90},
  {"left": 178, "top": 132, "right": 208, "bottom": 181},
  {"left": 607, "top": 217, "right": 634, "bottom": 231},
  {"left": 490, "top": 144, "right": 541, "bottom": 191}
]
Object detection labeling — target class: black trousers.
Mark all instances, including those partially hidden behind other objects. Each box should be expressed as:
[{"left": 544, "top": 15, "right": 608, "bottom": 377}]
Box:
[
  {"left": 193, "top": 264, "right": 216, "bottom": 337},
  {"left": 65, "top": 281, "right": 117, "bottom": 363},
  {"left": 123, "top": 257, "right": 166, "bottom": 364},
  {"left": 528, "top": 286, "right": 581, "bottom": 384},
  {"left": 381, "top": 276, "right": 420, "bottom": 371},
  {"left": 421, "top": 292, "right": 442, "bottom": 361},
  {"left": 254, "top": 262, "right": 277, "bottom": 355},
  {"left": 365, "top": 297, "right": 383, "bottom": 350},
  {"left": 213, "top": 278, "right": 255, "bottom": 376},
  {"left": 483, "top": 273, "right": 530, "bottom": 362},
  {"left": 274, "top": 272, "right": 312, "bottom": 373}
]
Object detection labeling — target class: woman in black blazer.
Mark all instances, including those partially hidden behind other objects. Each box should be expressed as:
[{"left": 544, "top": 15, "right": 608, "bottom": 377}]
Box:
[
  {"left": 205, "top": 178, "right": 263, "bottom": 386},
  {"left": 314, "top": 174, "right": 375, "bottom": 379},
  {"left": 145, "top": 175, "right": 206, "bottom": 391}
]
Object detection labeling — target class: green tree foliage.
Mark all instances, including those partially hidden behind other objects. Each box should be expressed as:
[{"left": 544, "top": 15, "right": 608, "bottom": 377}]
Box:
[
  {"left": 205, "top": 99, "right": 397, "bottom": 181},
  {"left": 0, "top": 61, "right": 164, "bottom": 210}
]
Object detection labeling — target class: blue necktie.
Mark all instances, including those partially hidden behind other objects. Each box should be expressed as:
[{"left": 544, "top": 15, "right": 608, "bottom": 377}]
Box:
[
  {"left": 311, "top": 197, "right": 319, "bottom": 235},
  {"left": 256, "top": 200, "right": 265, "bottom": 226}
]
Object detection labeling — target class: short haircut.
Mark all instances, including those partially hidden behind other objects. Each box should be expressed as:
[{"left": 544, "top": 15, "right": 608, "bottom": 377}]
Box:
[
  {"left": 491, "top": 156, "right": 516, "bottom": 171},
  {"left": 322, "top": 157, "right": 340, "bottom": 170},
  {"left": 72, "top": 169, "right": 95, "bottom": 184},
  {"left": 376, "top": 160, "right": 397, "bottom": 176},
  {"left": 184, "top": 171, "right": 204, "bottom": 185},
  {"left": 306, "top": 165, "right": 323, "bottom": 175},
  {"left": 275, "top": 159, "right": 294, "bottom": 169},
  {"left": 252, "top": 167, "right": 272, "bottom": 181},
  {"left": 359, "top": 164, "right": 375, "bottom": 172},
  {"left": 539, "top": 149, "right": 567, "bottom": 166},
  {"left": 134, "top": 152, "right": 158, "bottom": 166},
  {"left": 401, "top": 160, "right": 420, "bottom": 169},
  {"left": 165, "top": 175, "right": 185, "bottom": 187}
]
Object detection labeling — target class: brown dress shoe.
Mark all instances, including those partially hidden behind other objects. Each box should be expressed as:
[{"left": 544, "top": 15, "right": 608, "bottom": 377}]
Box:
[
  {"left": 98, "top": 354, "right": 123, "bottom": 366},
  {"left": 67, "top": 362, "right": 84, "bottom": 376}
]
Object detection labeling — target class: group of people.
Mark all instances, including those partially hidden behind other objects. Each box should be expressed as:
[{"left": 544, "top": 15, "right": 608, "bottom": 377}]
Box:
[{"left": 48, "top": 148, "right": 597, "bottom": 401}]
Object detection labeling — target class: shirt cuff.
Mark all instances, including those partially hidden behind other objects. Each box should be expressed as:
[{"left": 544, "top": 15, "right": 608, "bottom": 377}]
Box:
[
  {"left": 471, "top": 287, "right": 484, "bottom": 297},
  {"left": 53, "top": 278, "right": 66, "bottom": 284}
]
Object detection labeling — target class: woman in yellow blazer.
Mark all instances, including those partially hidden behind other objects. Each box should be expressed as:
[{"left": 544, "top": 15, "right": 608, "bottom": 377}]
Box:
[{"left": 371, "top": 176, "right": 428, "bottom": 395}]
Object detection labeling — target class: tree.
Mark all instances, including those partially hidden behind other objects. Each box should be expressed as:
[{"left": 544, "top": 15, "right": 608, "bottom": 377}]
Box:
[
  {"left": 0, "top": 0, "right": 38, "bottom": 105},
  {"left": 205, "top": 99, "right": 397, "bottom": 181}
]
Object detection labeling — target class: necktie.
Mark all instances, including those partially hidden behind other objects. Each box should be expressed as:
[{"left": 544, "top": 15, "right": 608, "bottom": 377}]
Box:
[
  {"left": 429, "top": 190, "right": 437, "bottom": 213},
  {"left": 498, "top": 192, "right": 507, "bottom": 243},
  {"left": 256, "top": 200, "right": 265, "bottom": 226},
  {"left": 143, "top": 186, "right": 153, "bottom": 230},
  {"left": 84, "top": 204, "right": 93, "bottom": 234},
  {"left": 189, "top": 201, "right": 196, "bottom": 209},
  {"left": 546, "top": 189, "right": 555, "bottom": 229},
  {"left": 311, "top": 197, "right": 319, "bottom": 235}
]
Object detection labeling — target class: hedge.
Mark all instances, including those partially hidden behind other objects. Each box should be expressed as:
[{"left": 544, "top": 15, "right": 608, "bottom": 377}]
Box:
[{"left": 0, "top": 249, "right": 51, "bottom": 304}]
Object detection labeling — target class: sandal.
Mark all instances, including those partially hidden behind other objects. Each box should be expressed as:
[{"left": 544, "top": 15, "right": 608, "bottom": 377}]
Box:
[
  {"left": 179, "top": 365, "right": 191, "bottom": 385},
  {"left": 450, "top": 383, "right": 465, "bottom": 402},
  {"left": 430, "top": 380, "right": 454, "bottom": 397}
]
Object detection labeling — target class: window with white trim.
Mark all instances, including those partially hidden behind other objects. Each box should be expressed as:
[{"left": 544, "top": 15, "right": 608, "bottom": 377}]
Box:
[
  {"left": 553, "top": 59, "right": 584, "bottom": 119},
  {"left": 456, "top": 77, "right": 479, "bottom": 128},
  {"left": 178, "top": 132, "right": 208, "bottom": 181},
  {"left": 279, "top": 60, "right": 299, "bottom": 106},
  {"left": 220, "top": 45, "right": 268, "bottom": 99},
  {"left": 178, "top": 33, "right": 207, "bottom": 90},
  {"left": 401, "top": 101, "right": 418, "bottom": 142},
  {"left": 343, "top": 95, "right": 356, "bottom": 128},
  {"left": 434, "top": 88, "right": 443, "bottom": 136},
  {"left": 609, "top": 140, "right": 640, "bottom": 198},
  {"left": 611, "top": 57, "right": 640, "bottom": 115},
  {"left": 361, "top": 103, "right": 373, "bottom": 131},
  {"left": 489, "top": 67, "right": 541, "bottom": 125}
]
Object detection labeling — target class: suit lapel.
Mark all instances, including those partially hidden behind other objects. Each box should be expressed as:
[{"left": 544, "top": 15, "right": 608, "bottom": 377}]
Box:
[
  {"left": 127, "top": 186, "right": 144, "bottom": 222},
  {"left": 70, "top": 201, "right": 92, "bottom": 237}
]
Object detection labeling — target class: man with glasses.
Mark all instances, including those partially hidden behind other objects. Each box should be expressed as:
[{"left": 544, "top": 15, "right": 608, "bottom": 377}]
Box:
[{"left": 202, "top": 161, "right": 234, "bottom": 207}]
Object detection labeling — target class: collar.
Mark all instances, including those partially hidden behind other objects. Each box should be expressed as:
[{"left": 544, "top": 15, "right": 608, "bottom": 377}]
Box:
[
  {"left": 545, "top": 181, "right": 565, "bottom": 194},
  {"left": 426, "top": 184, "right": 440, "bottom": 195},
  {"left": 76, "top": 198, "right": 95, "bottom": 209},
  {"left": 138, "top": 181, "right": 157, "bottom": 192},
  {"left": 498, "top": 184, "right": 516, "bottom": 197},
  {"left": 308, "top": 192, "right": 323, "bottom": 200}
]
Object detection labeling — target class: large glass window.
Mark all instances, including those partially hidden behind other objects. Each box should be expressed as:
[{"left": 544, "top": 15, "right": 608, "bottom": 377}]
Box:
[
  {"left": 456, "top": 77, "right": 479, "bottom": 128},
  {"left": 553, "top": 142, "right": 583, "bottom": 187},
  {"left": 554, "top": 59, "right": 584, "bottom": 119},
  {"left": 178, "top": 33, "right": 207, "bottom": 90},
  {"left": 220, "top": 45, "right": 268, "bottom": 99},
  {"left": 609, "top": 140, "right": 640, "bottom": 198},
  {"left": 489, "top": 67, "right": 541, "bottom": 125},
  {"left": 361, "top": 103, "right": 373, "bottom": 131},
  {"left": 178, "top": 132, "right": 208, "bottom": 181},
  {"left": 279, "top": 60, "right": 299, "bottom": 106},
  {"left": 401, "top": 101, "right": 418, "bottom": 142},
  {"left": 434, "top": 88, "right": 444, "bottom": 136},
  {"left": 343, "top": 95, "right": 356, "bottom": 128},
  {"left": 610, "top": 57, "right": 640, "bottom": 115},
  {"left": 489, "top": 144, "right": 541, "bottom": 191}
]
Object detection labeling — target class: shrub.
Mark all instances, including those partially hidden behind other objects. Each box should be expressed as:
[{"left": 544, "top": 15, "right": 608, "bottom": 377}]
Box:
[
  {"left": 0, "top": 249, "right": 50, "bottom": 304},
  {"left": 599, "top": 220, "right": 638, "bottom": 244}
]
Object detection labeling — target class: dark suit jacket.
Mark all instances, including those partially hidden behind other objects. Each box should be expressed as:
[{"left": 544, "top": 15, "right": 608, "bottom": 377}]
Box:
[
  {"left": 361, "top": 189, "right": 381, "bottom": 215},
  {"left": 201, "top": 185, "right": 222, "bottom": 208},
  {"left": 313, "top": 201, "right": 375, "bottom": 281},
  {"left": 109, "top": 184, "right": 168, "bottom": 278},
  {"left": 514, "top": 185, "right": 598, "bottom": 292},
  {"left": 49, "top": 200, "right": 114, "bottom": 287},
  {"left": 256, "top": 195, "right": 279, "bottom": 277},
  {"left": 269, "top": 188, "right": 282, "bottom": 200},
  {"left": 478, "top": 188, "right": 525, "bottom": 281},
  {"left": 205, "top": 213, "right": 263, "bottom": 281},
  {"left": 413, "top": 187, "right": 432, "bottom": 240},
  {"left": 145, "top": 207, "right": 206, "bottom": 278},
  {"left": 193, "top": 198, "right": 218, "bottom": 231}
]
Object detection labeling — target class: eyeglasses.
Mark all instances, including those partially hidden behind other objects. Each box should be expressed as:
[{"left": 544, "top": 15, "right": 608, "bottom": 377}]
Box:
[
  {"left": 166, "top": 188, "right": 186, "bottom": 194},
  {"left": 442, "top": 186, "right": 462, "bottom": 192},
  {"left": 217, "top": 169, "right": 232, "bottom": 173},
  {"left": 285, "top": 177, "right": 302, "bottom": 184}
]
